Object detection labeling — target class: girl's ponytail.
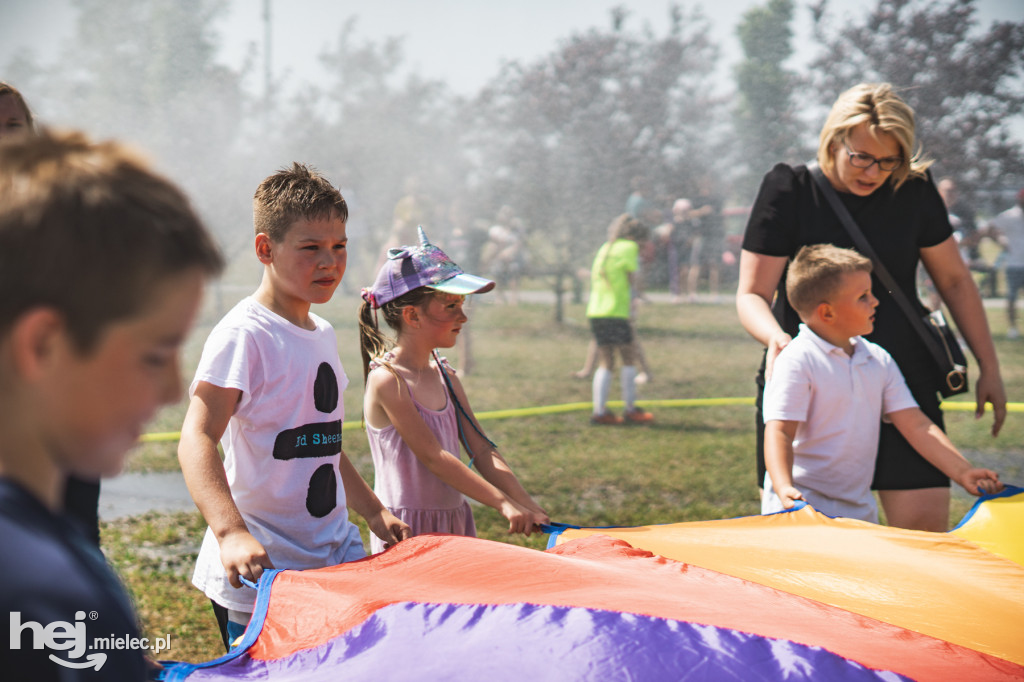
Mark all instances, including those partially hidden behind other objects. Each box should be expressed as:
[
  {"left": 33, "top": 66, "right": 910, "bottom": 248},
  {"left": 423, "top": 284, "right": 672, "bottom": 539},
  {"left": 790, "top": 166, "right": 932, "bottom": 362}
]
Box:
[
  {"left": 358, "top": 285, "right": 437, "bottom": 383},
  {"left": 358, "top": 299, "right": 391, "bottom": 383}
]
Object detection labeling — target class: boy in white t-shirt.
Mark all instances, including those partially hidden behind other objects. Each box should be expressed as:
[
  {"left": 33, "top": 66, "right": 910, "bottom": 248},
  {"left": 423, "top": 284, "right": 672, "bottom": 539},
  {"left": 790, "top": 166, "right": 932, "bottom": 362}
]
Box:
[
  {"left": 762, "top": 244, "right": 1002, "bottom": 524},
  {"left": 179, "top": 163, "right": 410, "bottom": 649}
]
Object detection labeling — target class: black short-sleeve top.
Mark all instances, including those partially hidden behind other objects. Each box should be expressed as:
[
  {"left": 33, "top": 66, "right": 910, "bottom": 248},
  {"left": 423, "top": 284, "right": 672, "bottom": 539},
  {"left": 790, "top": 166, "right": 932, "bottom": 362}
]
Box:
[{"left": 741, "top": 163, "right": 953, "bottom": 385}]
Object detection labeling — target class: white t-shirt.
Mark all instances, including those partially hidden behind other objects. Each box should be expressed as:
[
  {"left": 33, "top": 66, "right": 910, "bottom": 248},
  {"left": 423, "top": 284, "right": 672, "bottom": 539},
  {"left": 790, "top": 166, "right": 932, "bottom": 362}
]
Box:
[
  {"left": 190, "top": 298, "right": 365, "bottom": 612},
  {"left": 762, "top": 324, "right": 918, "bottom": 523},
  {"left": 989, "top": 205, "right": 1024, "bottom": 268}
]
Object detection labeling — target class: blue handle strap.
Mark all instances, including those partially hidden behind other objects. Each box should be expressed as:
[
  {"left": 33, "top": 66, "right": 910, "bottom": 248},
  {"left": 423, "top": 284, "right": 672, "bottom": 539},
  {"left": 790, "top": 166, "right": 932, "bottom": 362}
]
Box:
[{"left": 433, "top": 350, "right": 496, "bottom": 468}]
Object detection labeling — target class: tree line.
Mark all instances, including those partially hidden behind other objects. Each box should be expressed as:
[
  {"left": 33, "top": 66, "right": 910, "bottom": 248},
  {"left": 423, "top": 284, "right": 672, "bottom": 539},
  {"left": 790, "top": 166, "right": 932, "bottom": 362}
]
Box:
[{"left": 7, "top": 0, "right": 1023, "bottom": 292}]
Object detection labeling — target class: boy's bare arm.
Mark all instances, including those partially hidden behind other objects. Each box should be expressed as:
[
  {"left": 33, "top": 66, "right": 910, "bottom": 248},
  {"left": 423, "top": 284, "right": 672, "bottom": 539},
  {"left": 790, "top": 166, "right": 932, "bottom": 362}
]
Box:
[
  {"left": 888, "top": 407, "right": 1003, "bottom": 495},
  {"left": 336, "top": 451, "right": 411, "bottom": 548},
  {"left": 178, "top": 381, "right": 273, "bottom": 586},
  {"left": 764, "top": 420, "right": 803, "bottom": 508}
]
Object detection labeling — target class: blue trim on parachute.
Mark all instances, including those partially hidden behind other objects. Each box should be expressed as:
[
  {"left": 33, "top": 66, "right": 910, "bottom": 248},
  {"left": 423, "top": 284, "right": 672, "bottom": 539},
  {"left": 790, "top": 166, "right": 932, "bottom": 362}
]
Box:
[
  {"left": 950, "top": 483, "right": 1023, "bottom": 532},
  {"left": 536, "top": 501, "right": 823, "bottom": 548},
  {"left": 542, "top": 522, "right": 580, "bottom": 549},
  {"left": 761, "top": 500, "right": 810, "bottom": 516},
  {"left": 543, "top": 486, "right": 1024, "bottom": 550},
  {"left": 762, "top": 501, "right": 864, "bottom": 522},
  {"left": 160, "top": 568, "right": 286, "bottom": 681}
]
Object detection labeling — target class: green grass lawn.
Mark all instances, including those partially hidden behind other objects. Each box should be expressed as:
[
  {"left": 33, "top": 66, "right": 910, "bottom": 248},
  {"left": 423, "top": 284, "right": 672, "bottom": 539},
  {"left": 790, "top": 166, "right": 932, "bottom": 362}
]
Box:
[{"left": 102, "top": 289, "right": 1024, "bottom": 663}]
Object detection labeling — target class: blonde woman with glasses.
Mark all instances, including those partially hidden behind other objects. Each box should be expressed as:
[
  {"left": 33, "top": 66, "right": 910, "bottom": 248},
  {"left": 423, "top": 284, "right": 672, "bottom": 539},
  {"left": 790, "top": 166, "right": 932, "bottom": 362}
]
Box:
[{"left": 736, "top": 82, "right": 1006, "bottom": 532}]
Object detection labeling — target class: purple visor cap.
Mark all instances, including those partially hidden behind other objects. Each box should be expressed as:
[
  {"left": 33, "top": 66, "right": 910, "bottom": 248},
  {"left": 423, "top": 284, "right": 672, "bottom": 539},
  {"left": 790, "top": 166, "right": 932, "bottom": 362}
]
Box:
[{"left": 362, "top": 226, "right": 495, "bottom": 308}]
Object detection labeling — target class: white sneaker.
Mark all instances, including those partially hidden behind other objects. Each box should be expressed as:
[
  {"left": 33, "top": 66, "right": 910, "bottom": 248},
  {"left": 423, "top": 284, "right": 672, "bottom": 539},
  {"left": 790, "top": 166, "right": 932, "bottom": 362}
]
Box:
[{"left": 1009, "top": 327, "right": 1020, "bottom": 339}]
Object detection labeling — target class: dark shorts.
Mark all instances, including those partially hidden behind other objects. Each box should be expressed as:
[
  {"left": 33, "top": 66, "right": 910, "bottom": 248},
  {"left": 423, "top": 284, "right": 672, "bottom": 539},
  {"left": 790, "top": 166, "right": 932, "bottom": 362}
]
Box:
[
  {"left": 696, "top": 236, "right": 723, "bottom": 267},
  {"left": 754, "top": 357, "right": 950, "bottom": 491},
  {"left": 590, "top": 317, "right": 633, "bottom": 346},
  {"left": 870, "top": 386, "right": 949, "bottom": 490},
  {"left": 210, "top": 600, "right": 248, "bottom": 652}
]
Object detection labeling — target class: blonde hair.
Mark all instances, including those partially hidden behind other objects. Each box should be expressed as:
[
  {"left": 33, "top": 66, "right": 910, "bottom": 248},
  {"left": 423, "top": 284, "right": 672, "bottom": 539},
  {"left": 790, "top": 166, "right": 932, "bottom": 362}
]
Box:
[
  {"left": 786, "top": 244, "right": 872, "bottom": 318},
  {"left": 0, "top": 82, "right": 35, "bottom": 133},
  {"left": 595, "top": 214, "right": 647, "bottom": 282},
  {"left": 817, "top": 83, "right": 931, "bottom": 191},
  {"left": 611, "top": 214, "right": 648, "bottom": 242}
]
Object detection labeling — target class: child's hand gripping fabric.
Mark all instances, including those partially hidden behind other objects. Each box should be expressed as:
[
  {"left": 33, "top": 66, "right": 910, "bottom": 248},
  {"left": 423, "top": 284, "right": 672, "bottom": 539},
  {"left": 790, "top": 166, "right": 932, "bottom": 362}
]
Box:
[
  {"left": 499, "top": 498, "right": 549, "bottom": 536},
  {"left": 219, "top": 530, "right": 275, "bottom": 589},
  {"left": 956, "top": 468, "right": 1003, "bottom": 497},
  {"left": 775, "top": 485, "right": 805, "bottom": 510},
  {"left": 366, "top": 508, "right": 413, "bottom": 549}
]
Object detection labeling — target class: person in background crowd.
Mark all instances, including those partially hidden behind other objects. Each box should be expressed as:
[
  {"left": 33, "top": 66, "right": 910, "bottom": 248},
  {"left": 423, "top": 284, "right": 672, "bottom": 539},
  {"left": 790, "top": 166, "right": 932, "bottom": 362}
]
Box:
[{"left": 983, "top": 188, "right": 1024, "bottom": 339}]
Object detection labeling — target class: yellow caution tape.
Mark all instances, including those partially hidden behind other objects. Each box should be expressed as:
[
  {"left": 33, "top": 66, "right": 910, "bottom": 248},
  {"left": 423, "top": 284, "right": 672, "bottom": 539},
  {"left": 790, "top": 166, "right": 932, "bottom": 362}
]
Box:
[{"left": 137, "top": 398, "right": 1024, "bottom": 443}]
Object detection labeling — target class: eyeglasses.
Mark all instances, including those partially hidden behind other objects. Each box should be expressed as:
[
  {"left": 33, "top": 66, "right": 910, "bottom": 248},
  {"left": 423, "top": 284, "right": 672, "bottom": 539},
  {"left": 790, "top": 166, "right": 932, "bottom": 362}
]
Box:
[{"left": 843, "top": 143, "right": 903, "bottom": 172}]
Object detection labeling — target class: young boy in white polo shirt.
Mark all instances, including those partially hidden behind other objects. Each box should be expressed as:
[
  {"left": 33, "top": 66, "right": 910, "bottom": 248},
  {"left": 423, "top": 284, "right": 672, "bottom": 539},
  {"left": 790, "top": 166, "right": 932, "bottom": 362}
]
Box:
[{"left": 762, "top": 244, "right": 1002, "bottom": 524}]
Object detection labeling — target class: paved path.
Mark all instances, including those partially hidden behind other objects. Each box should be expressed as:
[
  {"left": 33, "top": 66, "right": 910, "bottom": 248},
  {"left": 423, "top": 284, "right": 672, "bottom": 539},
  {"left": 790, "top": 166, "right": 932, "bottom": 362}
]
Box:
[{"left": 99, "top": 471, "right": 195, "bottom": 520}]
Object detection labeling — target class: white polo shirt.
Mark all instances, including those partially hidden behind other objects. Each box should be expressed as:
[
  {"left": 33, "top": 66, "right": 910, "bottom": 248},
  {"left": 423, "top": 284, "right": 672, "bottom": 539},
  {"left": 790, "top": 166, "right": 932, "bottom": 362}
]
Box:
[{"left": 762, "top": 324, "right": 918, "bottom": 522}]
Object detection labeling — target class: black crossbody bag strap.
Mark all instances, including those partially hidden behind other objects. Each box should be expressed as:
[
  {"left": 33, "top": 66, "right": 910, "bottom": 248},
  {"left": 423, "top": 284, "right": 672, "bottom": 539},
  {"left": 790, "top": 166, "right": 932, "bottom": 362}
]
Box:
[{"left": 808, "top": 164, "right": 954, "bottom": 372}]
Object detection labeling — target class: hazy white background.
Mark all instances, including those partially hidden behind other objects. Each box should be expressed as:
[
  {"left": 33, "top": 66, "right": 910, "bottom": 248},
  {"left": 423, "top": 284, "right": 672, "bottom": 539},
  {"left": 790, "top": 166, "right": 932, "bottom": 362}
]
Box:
[{"left": 3, "top": 0, "right": 1022, "bottom": 100}]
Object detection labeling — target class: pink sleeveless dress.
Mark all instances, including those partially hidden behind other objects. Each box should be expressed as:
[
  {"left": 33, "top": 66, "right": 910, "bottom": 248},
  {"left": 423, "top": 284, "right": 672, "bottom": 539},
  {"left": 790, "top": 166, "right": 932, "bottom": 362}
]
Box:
[{"left": 366, "top": 356, "right": 476, "bottom": 554}]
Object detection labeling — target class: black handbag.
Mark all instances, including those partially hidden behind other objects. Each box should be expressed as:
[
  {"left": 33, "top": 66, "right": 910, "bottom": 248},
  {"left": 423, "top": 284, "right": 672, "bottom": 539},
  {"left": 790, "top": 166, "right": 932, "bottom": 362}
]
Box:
[{"left": 809, "top": 165, "right": 969, "bottom": 397}]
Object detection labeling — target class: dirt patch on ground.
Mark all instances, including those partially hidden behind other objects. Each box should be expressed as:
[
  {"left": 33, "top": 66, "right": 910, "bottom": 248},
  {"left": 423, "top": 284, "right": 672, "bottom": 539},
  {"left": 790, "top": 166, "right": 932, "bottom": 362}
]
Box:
[{"left": 101, "top": 510, "right": 205, "bottom": 577}]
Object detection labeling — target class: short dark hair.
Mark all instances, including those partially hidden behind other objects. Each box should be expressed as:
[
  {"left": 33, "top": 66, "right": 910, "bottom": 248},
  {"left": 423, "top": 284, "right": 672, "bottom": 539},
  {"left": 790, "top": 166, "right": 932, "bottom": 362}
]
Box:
[
  {"left": 786, "top": 244, "right": 872, "bottom": 317},
  {"left": 0, "top": 128, "right": 224, "bottom": 352},
  {"left": 253, "top": 162, "right": 348, "bottom": 242}
]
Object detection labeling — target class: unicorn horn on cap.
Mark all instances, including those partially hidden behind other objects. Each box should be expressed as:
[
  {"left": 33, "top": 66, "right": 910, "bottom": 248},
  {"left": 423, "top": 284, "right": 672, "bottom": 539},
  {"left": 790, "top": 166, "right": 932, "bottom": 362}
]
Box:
[{"left": 418, "top": 225, "right": 430, "bottom": 246}]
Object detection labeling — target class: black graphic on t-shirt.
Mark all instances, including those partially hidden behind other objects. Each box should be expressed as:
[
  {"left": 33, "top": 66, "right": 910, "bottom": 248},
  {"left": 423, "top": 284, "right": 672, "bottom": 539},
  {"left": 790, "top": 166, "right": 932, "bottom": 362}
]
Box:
[
  {"left": 313, "top": 362, "right": 339, "bottom": 413},
  {"left": 272, "top": 362, "right": 343, "bottom": 517},
  {"left": 306, "top": 463, "right": 338, "bottom": 518}
]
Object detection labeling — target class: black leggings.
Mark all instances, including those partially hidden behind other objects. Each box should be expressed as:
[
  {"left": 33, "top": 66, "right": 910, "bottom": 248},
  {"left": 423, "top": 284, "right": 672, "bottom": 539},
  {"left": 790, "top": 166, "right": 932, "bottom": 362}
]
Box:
[{"left": 210, "top": 600, "right": 233, "bottom": 652}]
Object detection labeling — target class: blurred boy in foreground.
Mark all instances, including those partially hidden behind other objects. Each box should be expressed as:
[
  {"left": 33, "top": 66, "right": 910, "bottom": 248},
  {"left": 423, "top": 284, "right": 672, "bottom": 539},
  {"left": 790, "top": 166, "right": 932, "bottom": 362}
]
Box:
[{"left": 0, "top": 128, "right": 223, "bottom": 679}]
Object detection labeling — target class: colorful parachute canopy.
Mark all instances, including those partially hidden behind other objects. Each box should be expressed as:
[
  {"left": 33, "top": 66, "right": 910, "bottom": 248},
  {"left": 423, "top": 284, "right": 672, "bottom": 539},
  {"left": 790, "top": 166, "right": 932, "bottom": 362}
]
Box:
[{"left": 163, "top": 488, "right": 1024, "bottom": 681}]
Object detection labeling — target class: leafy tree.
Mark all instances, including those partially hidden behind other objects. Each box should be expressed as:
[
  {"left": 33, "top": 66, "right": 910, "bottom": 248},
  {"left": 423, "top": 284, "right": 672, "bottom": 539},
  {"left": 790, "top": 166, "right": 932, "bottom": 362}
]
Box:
[
  {"left": 809, "top": 0, "right": 1024, "bottom": 202},
  {"left": 6, "top": 0, "right": 254, "bottom": 257},
  {"left": 469, "top": 5, "right": 723, "bottom": 317},
  {"left": 732, "top": 0, "right": 808, "bottom": 198},
  {"left": 275, "top": 19, "right": 470, "bottom": 281}
]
